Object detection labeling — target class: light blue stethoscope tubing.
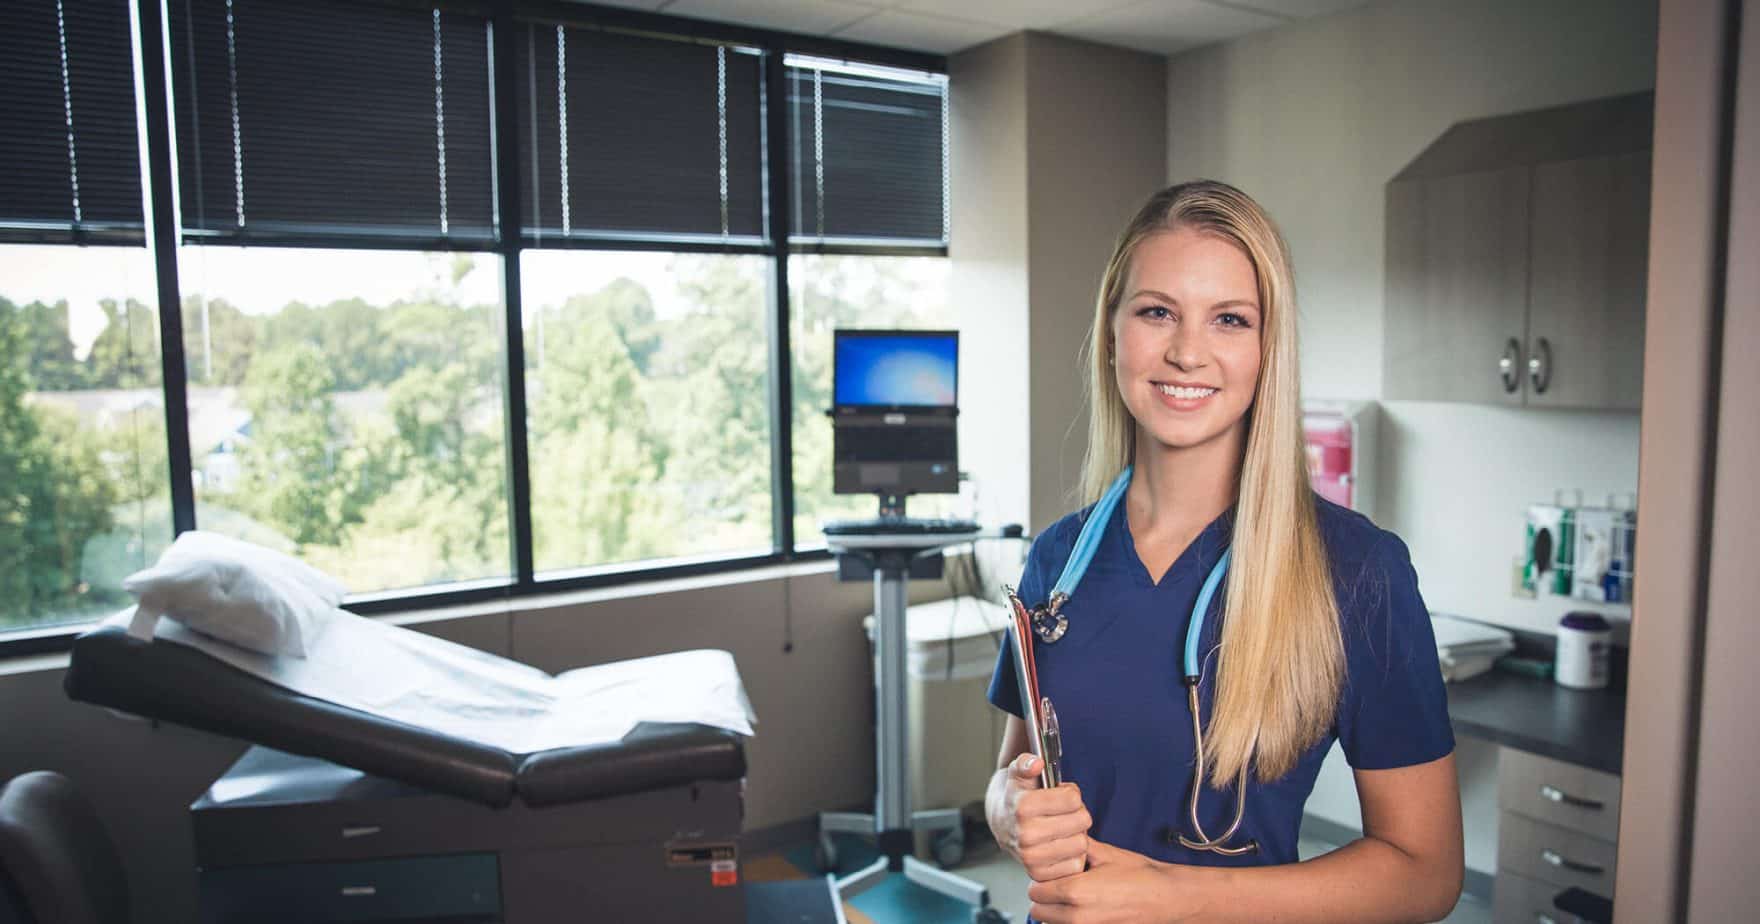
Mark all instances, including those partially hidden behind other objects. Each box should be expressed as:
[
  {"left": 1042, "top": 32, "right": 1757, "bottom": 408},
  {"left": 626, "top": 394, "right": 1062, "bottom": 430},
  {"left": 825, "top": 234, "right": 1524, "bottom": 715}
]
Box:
[{"left": 1038, "top": 464, "right": 1258, "bottom": 855}]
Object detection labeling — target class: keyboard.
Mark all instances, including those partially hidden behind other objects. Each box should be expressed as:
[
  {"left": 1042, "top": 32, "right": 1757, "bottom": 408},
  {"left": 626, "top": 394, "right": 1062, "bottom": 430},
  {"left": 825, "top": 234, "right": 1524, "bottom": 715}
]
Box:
[{"left": 821, "top": 517, "right": 981, "bottom": 536}]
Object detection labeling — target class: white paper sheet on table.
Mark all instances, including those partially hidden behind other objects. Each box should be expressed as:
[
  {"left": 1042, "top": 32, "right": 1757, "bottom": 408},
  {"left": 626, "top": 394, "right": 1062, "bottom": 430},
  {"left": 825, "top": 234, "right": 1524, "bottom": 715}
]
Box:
[{"left": 102, "top": 608, "right": 757, "bottom": 754}]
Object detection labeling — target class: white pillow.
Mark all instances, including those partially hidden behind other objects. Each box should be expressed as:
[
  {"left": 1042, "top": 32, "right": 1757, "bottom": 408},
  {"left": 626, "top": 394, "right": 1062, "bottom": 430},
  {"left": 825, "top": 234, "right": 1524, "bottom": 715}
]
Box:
[{"left": 122, "top": 531, "right": 348, "bottom": 658}]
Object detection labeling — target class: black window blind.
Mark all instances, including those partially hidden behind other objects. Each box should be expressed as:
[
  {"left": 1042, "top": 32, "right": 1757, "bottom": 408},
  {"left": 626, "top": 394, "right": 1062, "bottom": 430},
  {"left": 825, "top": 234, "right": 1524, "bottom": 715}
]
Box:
[
  {"left": 787, "top": 59, "right": 947, "bottom": 247},
  {"left": 0, "top": 0, "right": 146, "bottom": 244},
  {"left": 517, "top": 23, "right": 764, "bottom": 244},
  {"left": 170, "top": 0, "right": 495, "bottom": 245}
]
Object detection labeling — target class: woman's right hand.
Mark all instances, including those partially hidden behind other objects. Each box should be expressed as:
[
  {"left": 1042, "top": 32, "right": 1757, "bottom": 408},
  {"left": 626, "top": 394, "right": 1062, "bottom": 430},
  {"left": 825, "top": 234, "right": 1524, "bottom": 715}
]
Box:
[{"left": 988, "top": 752, "right": 1093, "bottom": 882}]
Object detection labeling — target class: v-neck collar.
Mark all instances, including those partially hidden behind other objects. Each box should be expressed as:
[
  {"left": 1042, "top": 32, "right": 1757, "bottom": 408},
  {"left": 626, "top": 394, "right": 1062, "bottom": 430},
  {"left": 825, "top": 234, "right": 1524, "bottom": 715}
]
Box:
[{"left": 1114, "top": 499, "right": 1236, "bottom": 590}]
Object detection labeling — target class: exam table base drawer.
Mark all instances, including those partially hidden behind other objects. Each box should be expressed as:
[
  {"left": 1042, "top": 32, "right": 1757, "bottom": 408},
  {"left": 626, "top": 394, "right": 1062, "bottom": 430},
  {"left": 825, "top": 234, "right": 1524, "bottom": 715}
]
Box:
[
  {"left": 200, "top": 853, "right": 501, "bottom": 923},
  {"left": 195, "top": 776, "right": 743, "bottom": 868}
]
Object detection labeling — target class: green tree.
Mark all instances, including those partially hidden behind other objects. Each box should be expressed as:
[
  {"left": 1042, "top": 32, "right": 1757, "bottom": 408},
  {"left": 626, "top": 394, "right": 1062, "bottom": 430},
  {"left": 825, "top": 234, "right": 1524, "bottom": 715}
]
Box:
[
  {"left": 0, "top": 304, "right": 119, "bottom": 626},
  {"left": 528, "top": 291, "right": 678, "bottom": 568},
  {"left": 235, "top": 343, "right": 353, "bottom": 546},
  {"left": 85, "top": 298, "right": 160, "bottom": 389},
  {"left": 654, "top": 256, "right": 772, "bottom": 541},
  {"left": 181, "top": 295, "right": 260, "bottom": 386},
  {"left": 6, "top": 297, "right": 88, "bottom": 391}
]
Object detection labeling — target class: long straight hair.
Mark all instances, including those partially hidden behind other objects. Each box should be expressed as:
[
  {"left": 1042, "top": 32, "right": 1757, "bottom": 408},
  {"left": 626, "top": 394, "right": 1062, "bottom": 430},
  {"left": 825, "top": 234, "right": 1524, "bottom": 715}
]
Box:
[{"left": 1078, "top": 180, "right": 1343, "bottom": 786}]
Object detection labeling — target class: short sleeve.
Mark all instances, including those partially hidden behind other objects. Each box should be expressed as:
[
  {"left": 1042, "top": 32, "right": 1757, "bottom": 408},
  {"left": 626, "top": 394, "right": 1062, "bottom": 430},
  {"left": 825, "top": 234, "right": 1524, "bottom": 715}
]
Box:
[
  {"left": 986, "top": 526, "right": 1061, "bottom": 719},
  {"left": 1335, "top": 534, "right": 1456, "bottom": 770}
]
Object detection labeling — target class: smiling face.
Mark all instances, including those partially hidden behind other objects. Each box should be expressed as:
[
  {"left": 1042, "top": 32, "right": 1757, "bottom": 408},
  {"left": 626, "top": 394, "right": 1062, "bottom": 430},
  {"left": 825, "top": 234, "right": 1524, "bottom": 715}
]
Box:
[{"left": 1110, "top": 225, "right": 1263, "bottom": 456}]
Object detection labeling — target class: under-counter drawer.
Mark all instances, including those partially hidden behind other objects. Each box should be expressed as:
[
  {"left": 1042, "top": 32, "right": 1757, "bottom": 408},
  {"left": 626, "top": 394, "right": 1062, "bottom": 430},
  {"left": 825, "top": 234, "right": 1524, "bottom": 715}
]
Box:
[
  {"left": 1498, "top": 811, "right": 1617, "bottom": 895},
  {"left": 1498, "top": 747, "right": 1621, "bottom": 841},
  {"left": 1493, "top": 870, "right": 1585, "bottom": 924}
]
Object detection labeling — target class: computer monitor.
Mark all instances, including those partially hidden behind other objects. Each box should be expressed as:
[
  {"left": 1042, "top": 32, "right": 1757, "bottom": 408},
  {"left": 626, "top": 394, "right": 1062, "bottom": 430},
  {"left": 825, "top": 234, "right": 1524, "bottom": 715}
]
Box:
[{"left": 831, "top": 329, "right": 959, "bottom": 499}]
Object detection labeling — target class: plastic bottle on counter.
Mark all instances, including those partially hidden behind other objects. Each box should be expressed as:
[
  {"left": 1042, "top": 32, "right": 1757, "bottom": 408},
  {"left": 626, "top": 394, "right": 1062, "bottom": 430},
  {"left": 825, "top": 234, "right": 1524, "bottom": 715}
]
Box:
[{"left": 1556, "top": 612, "right": 1612, "bottom": 690}]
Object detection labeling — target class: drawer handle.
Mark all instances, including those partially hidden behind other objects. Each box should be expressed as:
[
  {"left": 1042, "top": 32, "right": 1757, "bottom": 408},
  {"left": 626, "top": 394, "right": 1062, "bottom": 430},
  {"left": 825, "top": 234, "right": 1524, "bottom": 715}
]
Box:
[
  {"left": 1541, "top": 848, "right": 1604, "bottom": 876},
  {"left": 1539, "top": 784, "right": 1604, "bottom": 811},
  {"left": 340, "top": 886, "right": 378, "bottom": 898}
]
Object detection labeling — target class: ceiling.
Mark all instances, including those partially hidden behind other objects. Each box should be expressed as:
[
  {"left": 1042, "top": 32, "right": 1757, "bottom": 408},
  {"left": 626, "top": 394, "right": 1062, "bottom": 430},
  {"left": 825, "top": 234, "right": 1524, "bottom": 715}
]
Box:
[{"left": 579, "top": 0, "right": 1378, "bottom": 57}]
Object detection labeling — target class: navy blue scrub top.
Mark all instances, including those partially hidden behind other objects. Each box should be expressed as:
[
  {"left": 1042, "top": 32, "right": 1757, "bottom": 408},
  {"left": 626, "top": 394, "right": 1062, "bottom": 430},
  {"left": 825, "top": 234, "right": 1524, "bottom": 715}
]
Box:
[{"left": 988, "top": 494, "right": 1454, "bottom": 868}]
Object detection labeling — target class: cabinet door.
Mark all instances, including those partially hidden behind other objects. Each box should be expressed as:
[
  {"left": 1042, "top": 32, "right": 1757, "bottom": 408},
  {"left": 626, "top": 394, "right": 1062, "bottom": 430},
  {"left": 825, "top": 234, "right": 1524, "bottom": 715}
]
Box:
[
  {"left": 1383, "top": 168, "right": 1531, "bottom": 404},
  {"left": 1525, "top": 152, "right": 1650, "bottom": 410}
]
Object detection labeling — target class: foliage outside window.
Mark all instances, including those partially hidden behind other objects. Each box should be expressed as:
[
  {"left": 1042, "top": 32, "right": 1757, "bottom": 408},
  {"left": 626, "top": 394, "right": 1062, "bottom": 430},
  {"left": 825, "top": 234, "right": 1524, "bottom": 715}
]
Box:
[
  {"left": 175, "top": 248, "right": 510, "bottom": 593},
  {"left": 1, "top": 246, "right": 168, "bottom": 632},
  {"left": 522, "top": 252, "right": 772, "bottom": 573}
]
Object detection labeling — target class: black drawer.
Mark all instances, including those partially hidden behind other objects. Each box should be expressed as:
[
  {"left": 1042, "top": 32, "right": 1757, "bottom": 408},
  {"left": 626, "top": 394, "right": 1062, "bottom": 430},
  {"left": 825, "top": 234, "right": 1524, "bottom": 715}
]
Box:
[{"left": 201, "top": 853, "right": 500, "bottom": 923}]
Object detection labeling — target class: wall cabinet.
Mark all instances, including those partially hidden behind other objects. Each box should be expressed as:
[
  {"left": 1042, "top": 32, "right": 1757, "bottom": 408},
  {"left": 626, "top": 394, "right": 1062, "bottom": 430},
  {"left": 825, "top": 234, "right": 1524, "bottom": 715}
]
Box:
[{"left": 1383, "top": 94, "right": 1652, "bottom": 411}]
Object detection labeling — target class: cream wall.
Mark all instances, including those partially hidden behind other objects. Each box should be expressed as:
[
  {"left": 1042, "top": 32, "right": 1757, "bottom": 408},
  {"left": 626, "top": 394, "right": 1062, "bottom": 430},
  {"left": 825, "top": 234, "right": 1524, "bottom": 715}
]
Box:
[
  {"left": 1163, "top": 0, "right": 1658, "bottom": 879},
  {"left": 1024, "top": 35, "right": 1167, "bottom": 521},
  {"left": 952, "top": 30, "right": 1165, "bottom": 585}
]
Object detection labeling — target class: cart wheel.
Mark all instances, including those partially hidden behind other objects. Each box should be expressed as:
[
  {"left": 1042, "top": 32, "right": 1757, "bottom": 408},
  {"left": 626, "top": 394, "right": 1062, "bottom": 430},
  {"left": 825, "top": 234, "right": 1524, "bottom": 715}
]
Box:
[
  {"left": 933, "top": 826, "right": 966, "bottom": 868},
  {"left": 814, "top": 835, "right": 839, "bottom": 874},
  {"left": 973, "top": 907, "right": 1010, "bottom": 923}
]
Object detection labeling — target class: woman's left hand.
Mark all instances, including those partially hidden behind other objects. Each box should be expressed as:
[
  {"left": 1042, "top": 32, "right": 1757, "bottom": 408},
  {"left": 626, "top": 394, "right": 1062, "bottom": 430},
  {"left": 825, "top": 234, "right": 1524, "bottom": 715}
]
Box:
[{"left": 1026, "top": 840, "right": 1204, "bottom": 924}]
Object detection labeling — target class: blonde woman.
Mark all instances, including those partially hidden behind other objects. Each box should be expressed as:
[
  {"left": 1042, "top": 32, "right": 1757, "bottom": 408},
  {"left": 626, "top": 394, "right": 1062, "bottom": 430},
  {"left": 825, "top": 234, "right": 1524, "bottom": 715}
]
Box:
[{"left": 985, "top": 181, "right": 1463, "bottom": 923}]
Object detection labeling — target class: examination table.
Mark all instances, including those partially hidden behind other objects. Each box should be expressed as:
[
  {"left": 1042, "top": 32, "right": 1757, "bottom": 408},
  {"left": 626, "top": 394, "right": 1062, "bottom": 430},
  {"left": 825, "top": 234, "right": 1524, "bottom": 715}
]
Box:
[{"left": 62, "top": 623, "right": 758, "bottom": 923}]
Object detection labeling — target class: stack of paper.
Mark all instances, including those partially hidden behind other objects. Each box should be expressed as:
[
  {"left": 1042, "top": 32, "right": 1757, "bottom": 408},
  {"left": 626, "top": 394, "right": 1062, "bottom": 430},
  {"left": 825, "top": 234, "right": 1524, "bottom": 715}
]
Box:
[{"left": 1430, "top": 614, "right": 1516, "bottom": 682}]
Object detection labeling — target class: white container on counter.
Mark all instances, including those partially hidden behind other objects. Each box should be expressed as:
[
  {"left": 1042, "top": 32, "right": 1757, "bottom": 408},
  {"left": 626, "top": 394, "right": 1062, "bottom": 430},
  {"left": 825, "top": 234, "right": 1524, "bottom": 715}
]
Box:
[{"left": 1556, "top": 612, "right": 1612, "bottom": 690}]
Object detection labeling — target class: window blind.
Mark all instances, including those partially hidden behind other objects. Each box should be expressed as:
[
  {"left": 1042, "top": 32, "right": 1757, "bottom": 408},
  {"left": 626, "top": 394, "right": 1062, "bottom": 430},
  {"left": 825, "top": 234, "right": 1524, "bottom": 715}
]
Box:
[
  {"left": 170, "top": 0, "right": 495, "bottom": 245},
  {"left": 517, "top": 23, "right": 764, "bottom": 244},
  {"left": 787, "top": 59, "right": 948, "bottom": 247},
  {"left": 0, "top": 0, "right": 145, "bottom": 244}
]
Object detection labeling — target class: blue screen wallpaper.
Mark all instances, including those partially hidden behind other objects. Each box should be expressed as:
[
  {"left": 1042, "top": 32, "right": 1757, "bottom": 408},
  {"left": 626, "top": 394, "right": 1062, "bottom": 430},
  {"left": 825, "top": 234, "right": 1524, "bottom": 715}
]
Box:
[{"left": 835, "top": 334, "right": 957, "bottom": 406}]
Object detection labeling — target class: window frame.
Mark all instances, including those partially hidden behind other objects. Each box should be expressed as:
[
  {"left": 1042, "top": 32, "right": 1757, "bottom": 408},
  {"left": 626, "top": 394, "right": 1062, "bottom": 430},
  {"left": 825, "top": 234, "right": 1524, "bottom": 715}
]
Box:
[{"left": 0, "top": 0, "right": 948, "bottom": 654}]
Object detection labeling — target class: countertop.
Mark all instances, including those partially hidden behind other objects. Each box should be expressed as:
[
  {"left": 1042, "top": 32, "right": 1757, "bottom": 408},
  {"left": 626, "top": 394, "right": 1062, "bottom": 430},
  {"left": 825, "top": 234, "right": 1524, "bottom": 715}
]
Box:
[{"left": 1445, "top": 669, "right": 1626, "bottom": 775}]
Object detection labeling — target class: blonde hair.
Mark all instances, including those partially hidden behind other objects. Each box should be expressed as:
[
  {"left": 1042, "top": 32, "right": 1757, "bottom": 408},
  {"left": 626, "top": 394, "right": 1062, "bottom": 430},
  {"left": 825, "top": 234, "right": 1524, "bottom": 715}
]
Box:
[{"left": 1078, "top": 180, "right": 1343, "bottom": 786}]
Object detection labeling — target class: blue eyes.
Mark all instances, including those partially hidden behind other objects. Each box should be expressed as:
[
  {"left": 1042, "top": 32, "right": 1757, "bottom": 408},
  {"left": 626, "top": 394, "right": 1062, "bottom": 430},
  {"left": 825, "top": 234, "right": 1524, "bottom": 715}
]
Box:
[{"left": 1135, "top": 305, "right": 1253, "bottom": 329}]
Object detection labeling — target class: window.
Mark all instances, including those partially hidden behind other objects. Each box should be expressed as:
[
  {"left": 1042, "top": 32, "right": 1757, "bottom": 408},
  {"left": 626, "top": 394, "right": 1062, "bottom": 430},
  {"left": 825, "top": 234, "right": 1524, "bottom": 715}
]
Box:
[
  {"left": 1, "top": 0, "right": 162, "bottom": 634},
  {"left": 0, "top": 0, "right": 950, "bottom": 643},
  {"left": 177, "top": 247, "right": 510, "bottom": 593},
  {"left": 786, "top": 56, "right": 949, "bottom": 247},
  {"left": 522, "top": 252, "right": 772, "bottom": 573},
  {"left": 1, "top": 246, "right": 166, "bottom": 633}
]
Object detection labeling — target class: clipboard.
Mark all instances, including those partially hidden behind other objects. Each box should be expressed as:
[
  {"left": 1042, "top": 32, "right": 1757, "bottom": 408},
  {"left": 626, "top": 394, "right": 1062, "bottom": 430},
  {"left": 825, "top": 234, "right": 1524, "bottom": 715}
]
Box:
[{"left": 1002, "top": 585, "right": 1056, "bottom": 789}]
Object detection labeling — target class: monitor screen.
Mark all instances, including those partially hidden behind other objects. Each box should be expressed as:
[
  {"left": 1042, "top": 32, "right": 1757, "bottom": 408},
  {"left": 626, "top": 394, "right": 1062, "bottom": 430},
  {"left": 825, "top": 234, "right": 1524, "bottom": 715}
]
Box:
[{"left": 834, "top": 331, "right": 958, "bottom": 408}]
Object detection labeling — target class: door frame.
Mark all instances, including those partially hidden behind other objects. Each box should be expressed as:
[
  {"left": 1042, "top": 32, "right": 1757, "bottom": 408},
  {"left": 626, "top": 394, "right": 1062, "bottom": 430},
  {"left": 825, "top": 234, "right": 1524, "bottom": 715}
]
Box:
[{"left": 1617, "top": 0, "right": 1749, "bottom": 919}]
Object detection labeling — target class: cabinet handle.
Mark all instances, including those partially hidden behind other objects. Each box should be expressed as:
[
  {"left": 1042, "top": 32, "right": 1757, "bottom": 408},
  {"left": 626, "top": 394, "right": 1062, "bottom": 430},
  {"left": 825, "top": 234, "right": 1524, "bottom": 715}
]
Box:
[
  {"left": 1500, "top": 338, "right": 1523, "bottom": 393},
  {"left": 1528, "top": 336, "right": 1553, "bottom": 394},
  {"left": 1541, "top": 847, "right": 1604, "bottom": 876},
  {"left": 1539, "top": 784, "right": 1604, "bottom": 811},
  {"left": 340, "top": 885, "right": 378, "bottom": 897}
]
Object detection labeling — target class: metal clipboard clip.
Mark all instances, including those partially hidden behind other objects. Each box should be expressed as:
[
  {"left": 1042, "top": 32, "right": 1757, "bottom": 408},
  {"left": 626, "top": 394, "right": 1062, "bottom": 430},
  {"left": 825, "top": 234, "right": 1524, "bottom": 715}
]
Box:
[{"left": 1003, "top": 585, "right": 1060, "bottom": 789}]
